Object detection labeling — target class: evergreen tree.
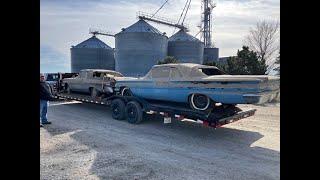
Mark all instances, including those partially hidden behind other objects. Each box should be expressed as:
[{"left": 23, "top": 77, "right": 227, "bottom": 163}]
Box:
[
  {"left": 204, "top": 61, "right": 228, "bottom": 73},
  {"left": 224, "top": 46, "right": 267, "bottom": 75},
  {"left": 203, "top": 61, "right": 217, "bottom": 66},
  {"left": 157, "top": 56, "right": 179, "bottom": 65}
]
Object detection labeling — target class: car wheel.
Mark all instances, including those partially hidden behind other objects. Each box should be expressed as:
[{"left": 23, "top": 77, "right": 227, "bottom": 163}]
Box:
[
  {"left": 111, "top": 99, "right": 126, "bottom": 120},
  {"left": 190, "top": 94, "right": 211, "bottom": 111},
  {"left": 125, "top": 101, "right": 143, "bottom": 124},
  {"left": 121, "top": 87, "right": 133, "bottom": 96}
]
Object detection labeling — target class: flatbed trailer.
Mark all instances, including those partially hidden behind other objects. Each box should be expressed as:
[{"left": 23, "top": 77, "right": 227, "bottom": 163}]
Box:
[{"left": 56, "top": 92, "right": 256, "bottom": 128}]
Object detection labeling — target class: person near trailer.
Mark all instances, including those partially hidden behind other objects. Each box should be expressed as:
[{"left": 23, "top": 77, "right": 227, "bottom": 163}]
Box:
[{"left": 40, "top": 73, "right": 55, "bottom": 127}]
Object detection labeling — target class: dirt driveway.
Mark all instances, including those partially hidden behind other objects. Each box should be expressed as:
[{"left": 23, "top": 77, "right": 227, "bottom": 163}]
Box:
[{"left": 40, "top": 100, "right": 280, "bottom": 180}]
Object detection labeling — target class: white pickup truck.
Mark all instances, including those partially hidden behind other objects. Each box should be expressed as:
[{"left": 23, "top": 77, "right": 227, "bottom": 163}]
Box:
[{"left": 62, "top": 69, "right": 123, "bottom": 99}]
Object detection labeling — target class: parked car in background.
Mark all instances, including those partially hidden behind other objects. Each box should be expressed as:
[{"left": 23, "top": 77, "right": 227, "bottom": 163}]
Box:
[
  {"left": 115, "top": 63, "right": 280, "bottom": 111},
  {"left": 63, "top": 69, "right": 123, "bottom": 98}
]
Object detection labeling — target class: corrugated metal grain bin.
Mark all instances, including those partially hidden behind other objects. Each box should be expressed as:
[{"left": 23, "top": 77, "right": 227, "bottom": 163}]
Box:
[
  {"left": 168, "top": 29, "right": 204, "bottom": 64},
  {"left": 203, "top": 47, "right": 219, "bottom": 64},
  {"left": 115, "top": 19, "right": 168, "bottom": 77},
  {"left": 71, "top": 36, "right": 115, "bottom": 73}
]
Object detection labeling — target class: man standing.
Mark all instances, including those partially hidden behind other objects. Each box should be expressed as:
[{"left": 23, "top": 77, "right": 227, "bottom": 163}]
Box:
[{"left": 40, "top": 73, "right": 55, "bottom": 127}]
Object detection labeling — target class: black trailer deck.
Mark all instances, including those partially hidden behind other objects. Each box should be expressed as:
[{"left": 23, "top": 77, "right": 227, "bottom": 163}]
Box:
[
  {"left": 56, "top": 93, "right": 111, "bottom": 105},
  {"left": 56, "top": 92, "right": 256, "bottom": 128}
]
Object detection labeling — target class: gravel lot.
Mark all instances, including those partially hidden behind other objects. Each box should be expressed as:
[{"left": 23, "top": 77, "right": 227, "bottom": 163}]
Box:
[{"left": 40, "top": 100, "right": 280, "bottom": 180}]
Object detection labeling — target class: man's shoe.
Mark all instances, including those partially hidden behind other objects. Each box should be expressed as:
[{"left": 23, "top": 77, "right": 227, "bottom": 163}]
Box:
[{"left": 42, "top": 121, "right": 52, "bottom": 125}]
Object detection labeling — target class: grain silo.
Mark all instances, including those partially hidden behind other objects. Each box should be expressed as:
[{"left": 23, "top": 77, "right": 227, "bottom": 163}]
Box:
[
  {"left": 203, "top": 47, "right": 219, "bottom": 64},
  {"left": 115, "top": 19, "right": 168, "bottom": 77},
  {"left": 71, "top": 35, "right": 115, "bottom": 73},
  {"left": 168, "top": 29, "right": 204, "bottom": 64}
]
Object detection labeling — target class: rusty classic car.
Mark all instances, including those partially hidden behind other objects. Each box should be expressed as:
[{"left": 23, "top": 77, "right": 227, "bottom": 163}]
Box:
[
  {"left": 115, "top": 63, "right": 280, "bottom": 111},
  {"left": 63, "top": 69, "right": 123, "bottom": 98}
]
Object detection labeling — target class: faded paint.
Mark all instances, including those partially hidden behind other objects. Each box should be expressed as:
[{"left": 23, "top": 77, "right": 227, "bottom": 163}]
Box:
[
  {"left": 63, "top": 69, "right": 123, "bottom": 95},
  {"left": 115, "top": 63, "right": 280, "bottom": 105}
]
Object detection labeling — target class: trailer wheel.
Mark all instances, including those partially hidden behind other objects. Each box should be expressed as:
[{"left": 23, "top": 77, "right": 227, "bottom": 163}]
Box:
[
  {"left": 189, "top": 94, "right": 211, "bottom": 111},
  {"left": 126, "top": 101, "right": 143, "bottom": 124},
  {"left": 111, "top": 99, "right": 126, "bottom": 120}
]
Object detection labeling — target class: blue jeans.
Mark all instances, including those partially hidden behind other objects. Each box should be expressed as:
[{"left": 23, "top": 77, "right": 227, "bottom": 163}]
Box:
[{"left": 40, "top": 100, "right": 48, "bottom": 123}]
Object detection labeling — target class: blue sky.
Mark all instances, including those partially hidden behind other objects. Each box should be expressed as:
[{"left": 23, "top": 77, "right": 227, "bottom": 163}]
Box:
[{"left": 40, "top": 0, "right": 279, "bottom": 73}]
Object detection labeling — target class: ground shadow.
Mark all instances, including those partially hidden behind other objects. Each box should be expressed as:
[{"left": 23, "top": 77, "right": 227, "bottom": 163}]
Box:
[{"left": 43, "top": 122, "right": 77, "bottom": 136}]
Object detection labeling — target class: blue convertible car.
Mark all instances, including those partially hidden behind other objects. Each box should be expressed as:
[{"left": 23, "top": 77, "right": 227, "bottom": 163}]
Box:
[{"left": 115, "top": 63, "right": 280, "bottom": 111}]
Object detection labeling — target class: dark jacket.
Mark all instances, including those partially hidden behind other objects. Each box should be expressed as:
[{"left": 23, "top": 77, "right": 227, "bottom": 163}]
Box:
[{"left": 40, "top": 81, "right": 55, "bottom": 101}]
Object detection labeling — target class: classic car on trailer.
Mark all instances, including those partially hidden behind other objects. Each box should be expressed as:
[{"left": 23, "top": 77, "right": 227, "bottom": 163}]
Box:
[
  {"left": 62, "top": 69, "right": 123, "bottom": 98},
  {"left": 54, "top": 66, "right": 257, "bottom": 126},
  {"left": 115, "top": 63, "right": 280, "bottom": 111}
]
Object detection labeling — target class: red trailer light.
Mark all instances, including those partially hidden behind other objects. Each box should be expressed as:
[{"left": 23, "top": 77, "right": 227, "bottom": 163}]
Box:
[{"left": 177, "top": 115, "right": 184, "bottom": 121}]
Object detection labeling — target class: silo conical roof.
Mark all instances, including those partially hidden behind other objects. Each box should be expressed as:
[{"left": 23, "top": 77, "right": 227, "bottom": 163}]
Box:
[
  {"left": 116, "top": 19, "right": 163, "bottom": 35},
  {"left": 169, "top": 29, "right": 202, "bottom": 43},
  {"left": 73, "top": 36, "right": 112, "bottom": 49}
]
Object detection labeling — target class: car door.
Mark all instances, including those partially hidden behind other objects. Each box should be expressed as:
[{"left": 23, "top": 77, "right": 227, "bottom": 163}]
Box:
[
  {"left": 72, "top": 71, "right": 86, "bottom": 91},
  {"left": 169, "top": 67, "right": 186, "bottom": 102},
  {"left": 149, "top": 66, "right": 171, "bottom": 100},
  {"left": 91, "top": 71, "right": 104, "bottom": 92},
  {"left": 80, "top": 71, "right": 93, "bottom": 92}
]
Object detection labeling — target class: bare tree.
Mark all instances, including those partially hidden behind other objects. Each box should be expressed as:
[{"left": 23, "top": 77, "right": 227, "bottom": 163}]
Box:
[{"left": 244, "top": 20, "right": 279, "bottom": 64}]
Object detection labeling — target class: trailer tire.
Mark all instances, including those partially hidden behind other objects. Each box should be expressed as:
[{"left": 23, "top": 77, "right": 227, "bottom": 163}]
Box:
[
  {"left": 189, "top": 93, "right": 211, "bottom": 111},
  {"left": 111, "top": 99, "right": 126, "bottom": 120},
  {"left": 125, "top": 101, "right": 143, "bottom": 124}
]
